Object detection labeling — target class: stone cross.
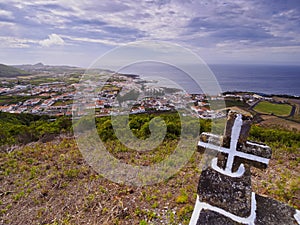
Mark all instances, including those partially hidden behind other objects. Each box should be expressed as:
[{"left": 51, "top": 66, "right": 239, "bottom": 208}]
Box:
[
  {"left": 189, "top": 110, "right": 300, "bottom": 225},
  {"left": 198, "top": 112, "right": 271, "bottom": 177}
]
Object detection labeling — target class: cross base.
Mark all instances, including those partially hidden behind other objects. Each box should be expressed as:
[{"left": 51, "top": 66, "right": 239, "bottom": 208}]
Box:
[
  {"left": 190, "top": 193, "right": 300, "bottom": 225},
  {"left": 197, "top": 167, "right": 252, "bottom": 218}
]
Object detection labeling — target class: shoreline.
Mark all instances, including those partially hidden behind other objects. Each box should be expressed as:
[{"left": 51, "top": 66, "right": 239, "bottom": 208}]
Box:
[{"left": 221, "top": 91, "right": 300, "bottom": 99}]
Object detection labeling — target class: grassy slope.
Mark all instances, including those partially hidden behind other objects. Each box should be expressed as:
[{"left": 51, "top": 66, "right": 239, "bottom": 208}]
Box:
[
  {"left": 0, "top": 138, "right": 200, "bottom": 225},
  {"left": 0, "top": 135, "right": 299, "bottom": 225},
  {"left": 0, "top": 64, "right": 29, "bottom": 78},
  {"left": 254, "top": 101, "right": 292, "bottom": 116}
]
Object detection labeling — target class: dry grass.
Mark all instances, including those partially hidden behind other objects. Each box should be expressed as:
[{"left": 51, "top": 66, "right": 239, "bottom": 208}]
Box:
[
  {"left": 0, "top": 137, "right": 200, "bottom": 225},
  {"left": 0, "top": 136, "right": 299, "bottom": 224},
  {"left": 252, "top": 144, "right": 300, "bottom": 209},
  {"left": 260, "top": 115, "right": 300, "bottom": 131}
]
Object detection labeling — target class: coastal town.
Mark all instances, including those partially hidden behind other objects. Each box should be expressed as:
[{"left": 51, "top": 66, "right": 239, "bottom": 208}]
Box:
[{"left": 0, "top": 71, "right": 289, "bottom": 120}]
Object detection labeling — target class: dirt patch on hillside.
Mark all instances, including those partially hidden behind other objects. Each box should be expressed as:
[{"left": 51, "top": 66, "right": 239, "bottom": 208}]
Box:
[{"left": 259, "top": 115, "right": 300, "bottom": 131}]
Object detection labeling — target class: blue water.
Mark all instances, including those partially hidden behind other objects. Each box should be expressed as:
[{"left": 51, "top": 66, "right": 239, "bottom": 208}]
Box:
[
  {"left": 210, "top": 64, "right": 300, "bottom": 96},
  {"left": 119, "top": 63, "right": 300, "bottom": 96}
]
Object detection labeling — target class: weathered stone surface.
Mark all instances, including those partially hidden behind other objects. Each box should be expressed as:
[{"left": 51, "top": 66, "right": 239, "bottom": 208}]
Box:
[
  {"left": 197, "top": 167, "right": 252, "bottom": 217},
  {"left": 194, "top": 194, "right": 299, "bottom": 225},
  {"left": 255, "top": 194, "right": 298, "bottom": 225},
  {"left": 198, "top": 131, "right": 272, "bottom": 172},
  {"left": 198, "top": 133, "right": 223, "bottom": 154},
  {"left": 221, "top": 140, "right": 272, "bottom": 171},
  {"left": 239, "top": 142, "right": 272, "bottom": 159},
  {"left": 224, "top": 111, "right": 252, "bottom": 144},
  {"left": 196, "top": 210, "right": 242, "bottom": 225},
  {"left": 191, "top": 110, "right": 299, "bottom": 225},
  {"left": 234, "top": 142, "right": 272, "bottom": 170}
]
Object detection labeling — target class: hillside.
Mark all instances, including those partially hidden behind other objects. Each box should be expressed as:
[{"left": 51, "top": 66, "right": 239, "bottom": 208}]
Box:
[
  {"left": 0, "top": 134, "right": 298, "bottom": 225},
  {"left": 14, "top": 63, "right": 83, "bottom": 74},
  {"left": 0, "top": 112, "right": 299, "bottom": 224},
  {"left": 0, "top": 64, "right": 30, "bottom": 78}
]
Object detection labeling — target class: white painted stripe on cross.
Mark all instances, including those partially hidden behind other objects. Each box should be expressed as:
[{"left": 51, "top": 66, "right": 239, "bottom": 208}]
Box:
[
  {"left": 198, "top": 141, "right": 270, "bottom": 165},
  {"left": 189, "top": 192, "right": 257, "bottom": 225}
]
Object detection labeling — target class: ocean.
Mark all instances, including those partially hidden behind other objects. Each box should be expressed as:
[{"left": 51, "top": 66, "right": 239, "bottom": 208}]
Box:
[{"left": 119, "top": 63, "right": 300, "bottom": 96}]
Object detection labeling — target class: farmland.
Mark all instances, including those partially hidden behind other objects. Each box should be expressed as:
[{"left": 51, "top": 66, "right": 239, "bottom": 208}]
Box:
[{"left": 254, "top": 101, "right": 293, "bottom": 117}]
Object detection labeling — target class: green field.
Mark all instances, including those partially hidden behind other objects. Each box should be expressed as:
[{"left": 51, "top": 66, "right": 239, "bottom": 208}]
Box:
[
  {"left": 52, "top": 99, "right": 73, "bottom": 106},
  {"left": 254, "top": 101, "right": 292, "bottom": 116},
  {"left": 0, "top": 95, "right": 33, "bottom": 105}
]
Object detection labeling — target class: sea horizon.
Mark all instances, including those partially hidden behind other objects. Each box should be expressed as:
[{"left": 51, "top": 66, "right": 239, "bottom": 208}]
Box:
[{"left": 118, "top": 63, "right": 300, "bottom": 97}]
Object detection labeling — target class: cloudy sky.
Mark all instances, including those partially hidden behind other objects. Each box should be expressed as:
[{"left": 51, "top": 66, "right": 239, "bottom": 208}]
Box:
[{"left": 0, "top": 0, "right": 300, "bottom": 67}]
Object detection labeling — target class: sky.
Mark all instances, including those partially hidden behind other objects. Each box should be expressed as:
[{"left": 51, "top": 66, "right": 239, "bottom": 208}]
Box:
[{"left": 0, "top": 0, "right": 300, "bottom": 67}]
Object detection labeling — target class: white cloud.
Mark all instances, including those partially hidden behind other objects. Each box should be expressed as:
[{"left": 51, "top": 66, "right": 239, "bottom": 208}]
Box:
[
  {"left": 0, "top": 9, "right": 14, "bottom": 19},
  {"left": 39, "top": 34, "right": 65, "bottom": 47},
  {"left": 0, "top": 21, "right": 16, "bottom": 28},
  {"left": 1, "top": 0, "right": 300, "bottom": 65},
  {"left": 61, "top": 35, "right": 121, "bottom": 46},
  {"left": 0, "top": 36, "right": 35, "bottom": 48}
]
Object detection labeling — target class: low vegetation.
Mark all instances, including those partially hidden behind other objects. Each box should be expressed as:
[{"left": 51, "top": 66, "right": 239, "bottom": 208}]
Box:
[
  {"left": 0, "top": 64, "right": 29, "bottom": 78},
  {"left": 0, "top": 112, "right": 299, "bottom": 224},
  {"left": 0, "top": 112, "right": 72, "bottom": 147},
  {"left": 254, "top": 101, "right": 293, "bottom": 117}
]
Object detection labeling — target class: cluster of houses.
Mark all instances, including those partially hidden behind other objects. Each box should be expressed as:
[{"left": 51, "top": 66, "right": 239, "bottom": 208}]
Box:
[
  {"left": 72, "top": 75, "right": 187, "bottom": 117},
  {"left": 0, "top": 81, "right": 75, "bottom": 116},
  {"left": 1, "top": 74, "right": 281, "bottom": 119},
  {"left": 0, "top": 84, "right": 29, "bottom": 95},
  {"left": 0, "top": 92, "right": 75, "bottom": 116}
]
